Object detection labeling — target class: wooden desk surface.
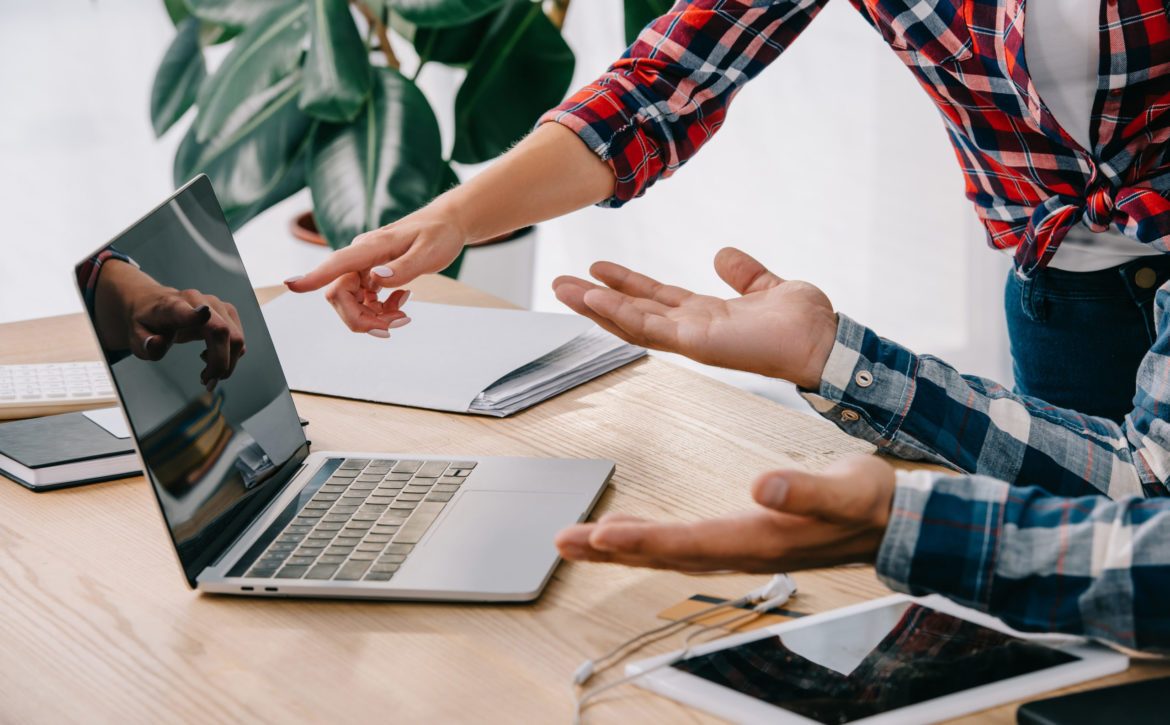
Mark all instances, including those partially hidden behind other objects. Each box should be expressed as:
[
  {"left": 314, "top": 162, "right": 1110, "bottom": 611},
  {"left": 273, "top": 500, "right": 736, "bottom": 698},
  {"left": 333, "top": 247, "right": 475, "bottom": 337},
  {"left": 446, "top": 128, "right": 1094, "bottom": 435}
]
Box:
[{"left": 1, "top": 275, "right": 1165, "bottom": 723}]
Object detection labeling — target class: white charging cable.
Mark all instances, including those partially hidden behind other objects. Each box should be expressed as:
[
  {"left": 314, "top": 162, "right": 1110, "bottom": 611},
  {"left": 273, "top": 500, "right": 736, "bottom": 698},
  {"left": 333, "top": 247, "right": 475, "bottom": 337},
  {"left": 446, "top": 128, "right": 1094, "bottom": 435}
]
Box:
[{"left": 571, "top": 574, "right": 797, "bottom": 724}]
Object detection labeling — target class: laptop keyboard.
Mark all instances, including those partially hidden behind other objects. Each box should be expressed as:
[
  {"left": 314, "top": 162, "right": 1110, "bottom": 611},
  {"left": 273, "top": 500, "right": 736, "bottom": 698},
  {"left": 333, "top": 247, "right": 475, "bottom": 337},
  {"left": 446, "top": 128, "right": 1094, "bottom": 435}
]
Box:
[{"left": 244, "top": 459, "right": 475, "bottom": 582}]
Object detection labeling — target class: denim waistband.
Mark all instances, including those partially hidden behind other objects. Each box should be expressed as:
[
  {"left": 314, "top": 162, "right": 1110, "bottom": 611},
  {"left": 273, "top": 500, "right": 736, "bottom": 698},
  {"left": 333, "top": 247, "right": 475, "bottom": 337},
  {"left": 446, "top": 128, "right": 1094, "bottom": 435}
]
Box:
[{"left": 1018, "top": 254, "right": 1170, "bottom": 298}]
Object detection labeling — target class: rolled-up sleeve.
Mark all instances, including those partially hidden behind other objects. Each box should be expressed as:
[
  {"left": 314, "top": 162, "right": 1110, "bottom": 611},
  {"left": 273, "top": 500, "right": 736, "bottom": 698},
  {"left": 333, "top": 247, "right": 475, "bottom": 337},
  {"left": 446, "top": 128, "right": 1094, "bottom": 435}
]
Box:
[{"left": 539, "top": 0, "right": 828, "bottom": 206}]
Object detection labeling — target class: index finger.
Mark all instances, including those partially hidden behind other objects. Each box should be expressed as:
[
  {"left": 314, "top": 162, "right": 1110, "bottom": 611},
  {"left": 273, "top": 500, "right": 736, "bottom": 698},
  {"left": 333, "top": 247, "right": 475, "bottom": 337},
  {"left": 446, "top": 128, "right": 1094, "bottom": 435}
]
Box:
[{"left": 285, "top": 239, "right": 390, "bottom": 293}]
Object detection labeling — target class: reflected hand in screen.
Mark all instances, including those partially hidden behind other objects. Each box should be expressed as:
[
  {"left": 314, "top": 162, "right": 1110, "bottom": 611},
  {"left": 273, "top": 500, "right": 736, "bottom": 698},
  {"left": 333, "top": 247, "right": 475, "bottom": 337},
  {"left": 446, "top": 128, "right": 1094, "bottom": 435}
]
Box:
[{"left": 93, "top": 259, "right": 246, "bottom": 388}]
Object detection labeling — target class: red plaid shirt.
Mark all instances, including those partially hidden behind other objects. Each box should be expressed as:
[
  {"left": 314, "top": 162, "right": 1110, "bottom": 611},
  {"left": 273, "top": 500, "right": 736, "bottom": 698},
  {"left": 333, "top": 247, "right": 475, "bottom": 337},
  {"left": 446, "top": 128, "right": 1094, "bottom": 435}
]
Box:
[{"left": 540, "top": 0, "right": 1170, "bottom": 274}]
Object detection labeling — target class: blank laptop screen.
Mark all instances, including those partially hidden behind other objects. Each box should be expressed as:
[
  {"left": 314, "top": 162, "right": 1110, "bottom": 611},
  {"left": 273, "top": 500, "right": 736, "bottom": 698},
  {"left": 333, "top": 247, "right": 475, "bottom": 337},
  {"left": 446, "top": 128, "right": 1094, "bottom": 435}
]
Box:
[{"left": 77, "top": 177, "right": 308, "bottom": 585}]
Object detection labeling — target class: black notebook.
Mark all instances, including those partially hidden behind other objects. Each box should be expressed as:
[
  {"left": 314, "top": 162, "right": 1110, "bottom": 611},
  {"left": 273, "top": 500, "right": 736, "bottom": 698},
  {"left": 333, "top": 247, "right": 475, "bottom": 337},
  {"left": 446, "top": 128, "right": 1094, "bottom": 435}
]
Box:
[
  {"left": 0, "top": 410, "right": 140, "bottom": 491},
  {"left": 1017, "top": 676, "right": 1168, "bottom": 725}
]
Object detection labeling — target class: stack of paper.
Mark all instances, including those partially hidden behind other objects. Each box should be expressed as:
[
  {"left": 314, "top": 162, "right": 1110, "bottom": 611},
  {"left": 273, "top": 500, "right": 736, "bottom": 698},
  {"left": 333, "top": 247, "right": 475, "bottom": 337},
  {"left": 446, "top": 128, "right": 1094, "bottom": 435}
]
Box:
[
  {"left": 470, "top": 326, "right": 646, "bottom": 416},
  {"left": 262, "top": 291, "right": 645, "bottom": 417}
]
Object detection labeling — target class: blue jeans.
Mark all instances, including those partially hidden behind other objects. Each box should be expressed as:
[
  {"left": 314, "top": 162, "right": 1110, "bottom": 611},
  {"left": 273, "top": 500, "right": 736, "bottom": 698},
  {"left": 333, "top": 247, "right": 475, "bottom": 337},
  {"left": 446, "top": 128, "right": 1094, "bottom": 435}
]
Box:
[{"left": 1004, "top": 256, "right": 1170, "bottom": 423}]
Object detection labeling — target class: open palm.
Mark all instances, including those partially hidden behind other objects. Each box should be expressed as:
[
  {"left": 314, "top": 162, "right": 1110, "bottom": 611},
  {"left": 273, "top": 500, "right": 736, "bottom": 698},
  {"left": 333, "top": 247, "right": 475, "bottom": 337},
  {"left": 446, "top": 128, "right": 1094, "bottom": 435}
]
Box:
[{"left": 552, "top": 248, "right": 839, "bottom": 389}]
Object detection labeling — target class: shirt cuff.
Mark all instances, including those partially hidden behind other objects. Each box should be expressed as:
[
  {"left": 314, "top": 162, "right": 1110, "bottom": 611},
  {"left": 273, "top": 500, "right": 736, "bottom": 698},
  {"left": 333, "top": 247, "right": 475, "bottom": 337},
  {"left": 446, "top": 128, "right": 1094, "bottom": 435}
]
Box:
[
  {"left": 875, "top": 469, "right": 1007, "bottom": 610},
  {"left": 538, "top": 86, "right": 661, "bottom": 208},
  {"left": 798, "top": 313, "right": 919, "bottom": 450},
  {"left": 874, "top": 469, "right": 935, "bottom": 594}
]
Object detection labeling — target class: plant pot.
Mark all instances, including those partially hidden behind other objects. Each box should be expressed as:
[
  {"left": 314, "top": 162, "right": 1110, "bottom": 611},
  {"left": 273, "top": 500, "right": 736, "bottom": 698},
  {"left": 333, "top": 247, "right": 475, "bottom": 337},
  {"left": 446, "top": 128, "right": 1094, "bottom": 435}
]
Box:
[{"left": 290, "top": 211, "right": 328, "bottom": 247}]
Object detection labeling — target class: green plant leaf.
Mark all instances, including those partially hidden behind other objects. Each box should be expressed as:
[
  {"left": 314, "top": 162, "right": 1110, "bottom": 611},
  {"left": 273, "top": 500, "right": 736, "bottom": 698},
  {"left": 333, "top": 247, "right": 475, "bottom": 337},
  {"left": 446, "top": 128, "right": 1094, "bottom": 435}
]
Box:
[
  {"left": 175, "top": 71, "right": 313, "bottom": 224},
  {"left": 452, "top": 1, "right": 573, "bottom": 164},
  {"left": 300, "top": 0, "right": 372, "bottom": 122},
  {"left": 151, "top": 16, "right": 206, "bottom": 137},
  {"left": 199, "top": 22, "right": 241, "bottom": 46},
  {"left": 186, "top": 0, "right": 300, "bottom": 30},
  {"left": 412, "top": 11, "right": 495, "bottom": 65},
  {"left": 394, "top": 0, "right": 509, "bottom": 28},
  {"left": 307, "top": 68, "right": 444, "bottom": 248},
  {"left": 623, "top": 0, "right": 672, "bottom": 46},
  {"left": 194, "top": 2, "right": 309, "bottom": 146},
  {"left": 164, "top": 0, "right": 191, "bottom": 26},
  {"left": 225, "top": 150, "right": 310, "bottom": 231}
]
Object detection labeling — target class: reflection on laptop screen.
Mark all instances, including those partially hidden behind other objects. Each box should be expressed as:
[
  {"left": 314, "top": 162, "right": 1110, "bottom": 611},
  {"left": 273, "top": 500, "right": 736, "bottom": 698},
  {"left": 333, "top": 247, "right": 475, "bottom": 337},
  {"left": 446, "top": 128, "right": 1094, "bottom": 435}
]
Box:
[{"left": 76, "top": 177, "right": 307, "bottom": 585}]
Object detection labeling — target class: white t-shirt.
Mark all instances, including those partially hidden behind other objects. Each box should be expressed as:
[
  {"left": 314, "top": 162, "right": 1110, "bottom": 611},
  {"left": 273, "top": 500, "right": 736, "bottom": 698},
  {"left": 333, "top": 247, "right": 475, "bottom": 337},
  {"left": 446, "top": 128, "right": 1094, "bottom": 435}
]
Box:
[{"left": 1025, "top": 0, "right": 1160, "bottom": 271}]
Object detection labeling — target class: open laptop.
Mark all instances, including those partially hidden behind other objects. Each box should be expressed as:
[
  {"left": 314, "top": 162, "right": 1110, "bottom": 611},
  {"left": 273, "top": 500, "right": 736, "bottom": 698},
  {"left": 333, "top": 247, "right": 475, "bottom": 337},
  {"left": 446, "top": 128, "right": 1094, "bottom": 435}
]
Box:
[{"left": 74, "top": 175, "right": 611, "bottom": 601}]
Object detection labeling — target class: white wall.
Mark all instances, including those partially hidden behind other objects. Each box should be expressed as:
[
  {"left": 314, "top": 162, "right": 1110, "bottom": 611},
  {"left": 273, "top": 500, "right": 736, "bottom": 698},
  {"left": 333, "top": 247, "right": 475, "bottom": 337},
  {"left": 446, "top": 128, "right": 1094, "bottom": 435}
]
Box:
[{"left": 0, "top": 0, "right": 1011, "bottom": 405}]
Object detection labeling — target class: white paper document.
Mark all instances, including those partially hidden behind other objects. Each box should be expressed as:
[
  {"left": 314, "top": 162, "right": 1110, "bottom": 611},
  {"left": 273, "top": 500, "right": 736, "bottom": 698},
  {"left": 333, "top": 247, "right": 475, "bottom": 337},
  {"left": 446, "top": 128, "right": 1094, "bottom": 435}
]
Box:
[{"left": 262, "top": 291, "right": 645, "bottom": 416}]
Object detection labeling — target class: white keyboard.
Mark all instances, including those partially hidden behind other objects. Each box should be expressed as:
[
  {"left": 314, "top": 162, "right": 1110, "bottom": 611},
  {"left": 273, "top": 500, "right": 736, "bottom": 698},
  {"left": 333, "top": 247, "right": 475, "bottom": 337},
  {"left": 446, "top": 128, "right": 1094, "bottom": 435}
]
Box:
[{"left": 0, "top": 362, "right": 117, "bottom": 420}]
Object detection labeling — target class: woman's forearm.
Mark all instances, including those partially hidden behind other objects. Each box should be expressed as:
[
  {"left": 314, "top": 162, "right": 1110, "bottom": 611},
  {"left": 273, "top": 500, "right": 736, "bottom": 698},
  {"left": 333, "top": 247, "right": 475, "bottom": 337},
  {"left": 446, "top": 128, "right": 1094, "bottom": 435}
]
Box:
[{"left": 428, "top": 122, "right": 616, "bottom": 244}]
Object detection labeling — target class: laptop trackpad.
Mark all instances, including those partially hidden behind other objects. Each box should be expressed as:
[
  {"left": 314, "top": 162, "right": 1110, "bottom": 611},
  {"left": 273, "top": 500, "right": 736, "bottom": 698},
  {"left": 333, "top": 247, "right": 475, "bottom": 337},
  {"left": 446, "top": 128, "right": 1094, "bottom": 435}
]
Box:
[{"left": 392, "top": 490, "right": 591, "bottom": 596}]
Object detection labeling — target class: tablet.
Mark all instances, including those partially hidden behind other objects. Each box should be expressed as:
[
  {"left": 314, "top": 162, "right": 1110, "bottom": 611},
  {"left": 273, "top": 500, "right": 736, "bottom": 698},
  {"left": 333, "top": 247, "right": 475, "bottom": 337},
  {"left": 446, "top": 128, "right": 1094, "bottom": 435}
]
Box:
[{"left": 626, "top": 594, "right": 1127, "bottom": 724}]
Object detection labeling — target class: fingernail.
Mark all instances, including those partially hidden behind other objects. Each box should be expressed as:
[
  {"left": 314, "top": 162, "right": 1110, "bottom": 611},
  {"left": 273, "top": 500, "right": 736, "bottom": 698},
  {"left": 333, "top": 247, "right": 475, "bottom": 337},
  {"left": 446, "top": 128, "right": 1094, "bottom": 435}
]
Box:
[
  {"left": 193, "top": 305, "right": 211, "bottom": 321},
  {"left": 284, "top": 275, "right": 304, "bottom": 285},
  {"left": 372, "top": 266, "right": 394, "bottom": 278},
  {"left": 399, "top": 290, "right": 411, "bottom": 305},
  {"left": 143, "top": 335, "right": 157, "bottom": 354},
  {"left": 367, "top": 329, "right": 390, "bottom": 338},
  {"left": 757, "top": 475, "right": 788, "bottom": 508},
  {"left": 205, "top": 379, "right": 217, "bottom": 392},
  {"left": 387, "top": 317, "right": 410, "bottom": 329}
]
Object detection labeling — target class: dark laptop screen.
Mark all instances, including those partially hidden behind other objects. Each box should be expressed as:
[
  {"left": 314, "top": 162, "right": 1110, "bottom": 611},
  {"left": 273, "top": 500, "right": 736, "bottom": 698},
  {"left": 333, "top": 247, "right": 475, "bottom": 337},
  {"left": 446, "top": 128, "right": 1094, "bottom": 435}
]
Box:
[{"left": 76, "top": 176, "right": 308, "bottom": 586}]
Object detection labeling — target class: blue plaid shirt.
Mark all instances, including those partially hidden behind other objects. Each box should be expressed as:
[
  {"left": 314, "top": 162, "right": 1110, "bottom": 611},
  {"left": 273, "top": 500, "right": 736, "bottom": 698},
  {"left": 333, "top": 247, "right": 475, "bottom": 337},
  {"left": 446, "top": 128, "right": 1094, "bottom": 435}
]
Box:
[{"left": 802, "top": 282, "right": 1170, "bottom": 652}]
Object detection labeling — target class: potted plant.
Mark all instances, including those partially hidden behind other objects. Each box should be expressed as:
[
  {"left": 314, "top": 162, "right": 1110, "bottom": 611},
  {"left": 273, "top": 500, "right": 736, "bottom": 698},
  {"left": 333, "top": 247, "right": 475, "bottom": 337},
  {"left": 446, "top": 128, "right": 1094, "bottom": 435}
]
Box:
[{"left": 150, "top": 0, "right": 670, "bottom": 277}]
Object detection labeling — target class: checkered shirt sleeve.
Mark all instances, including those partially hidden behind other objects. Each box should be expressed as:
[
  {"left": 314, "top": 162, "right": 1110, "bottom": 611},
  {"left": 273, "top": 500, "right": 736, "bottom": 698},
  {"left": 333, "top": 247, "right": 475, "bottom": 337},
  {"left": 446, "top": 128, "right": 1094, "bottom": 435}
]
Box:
[
  {"left": 799, "top": 292, "right": 1170, "bottom": 500},
  {"left": 538, "top": 0, "right": 828, "bottom": 207},
  {"left": 877, "top": 469, "right": 1170, "bottom": 652}
]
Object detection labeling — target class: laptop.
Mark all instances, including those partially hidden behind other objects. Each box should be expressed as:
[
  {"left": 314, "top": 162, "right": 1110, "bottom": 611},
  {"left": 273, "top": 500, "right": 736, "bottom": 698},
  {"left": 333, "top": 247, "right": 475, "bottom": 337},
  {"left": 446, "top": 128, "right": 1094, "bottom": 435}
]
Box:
[{"left": 74, "top": 175, "right": 612, "bottom": 601}]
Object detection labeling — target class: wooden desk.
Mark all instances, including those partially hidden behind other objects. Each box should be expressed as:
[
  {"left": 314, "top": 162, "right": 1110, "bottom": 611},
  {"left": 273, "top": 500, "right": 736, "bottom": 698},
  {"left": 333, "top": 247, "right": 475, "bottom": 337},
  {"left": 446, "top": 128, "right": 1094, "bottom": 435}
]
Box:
[{"left": 1, "top": 276, "right": 1164, "bottom": 723}]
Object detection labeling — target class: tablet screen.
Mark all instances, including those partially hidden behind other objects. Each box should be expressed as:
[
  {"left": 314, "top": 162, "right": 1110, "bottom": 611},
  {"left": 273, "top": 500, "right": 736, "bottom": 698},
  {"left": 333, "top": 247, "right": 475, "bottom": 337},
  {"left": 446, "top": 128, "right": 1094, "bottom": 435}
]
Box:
[{"left": 671, "top": 601, "right": 1079, "bottom": 724}]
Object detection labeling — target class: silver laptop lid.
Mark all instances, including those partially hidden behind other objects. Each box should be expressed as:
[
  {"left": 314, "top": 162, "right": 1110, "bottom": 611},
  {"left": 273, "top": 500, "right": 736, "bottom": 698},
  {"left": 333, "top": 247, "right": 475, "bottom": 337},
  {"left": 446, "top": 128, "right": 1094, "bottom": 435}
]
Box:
[{"left": 74, "top": 176, "right": 308, "bottom": 587}]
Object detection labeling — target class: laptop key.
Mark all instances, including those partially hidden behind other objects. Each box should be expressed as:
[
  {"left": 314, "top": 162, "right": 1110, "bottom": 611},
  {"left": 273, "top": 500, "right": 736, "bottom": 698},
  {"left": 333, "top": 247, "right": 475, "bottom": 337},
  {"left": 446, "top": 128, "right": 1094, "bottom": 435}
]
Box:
[
  {"left": 336, "top": 560, "right": 373, "bottom": 580},
  {"left": 416, "top": 461, "right": 450, "bottom": 478},
  {"left": 339, "top": 459, "right": 370, "bottom": 470},
  {"left": 305, "top": 564, "right": 340, "bottom": 580},
  {"left": 392, "top": 502, "right": 446, "bottom": 544},
  {"left": 390, "top": 501, "right": 418, "bottom": 511},
  {"left": 434, "top": 484, "right": 459, "bottom": 493},
  {"left": 392, "top": 460, "right": 422, "bottom": 473},
  {"left": 403, "top": 483, "right": 432, "bottom": 493},
  {"left": 385, "top": 543, "right": 414, "bottom": 555},
  {"left": 329, "top": 470, "right": 360, "bottom": 479},
  {"left": 370, "top": 562, "right": 400, "bottom": 573},
  {"left": 364, "top": 570, "right": 395, "bottom": 581},
  {"left": 276, "top": 566, "right": 309, "bottom": 579},
  {"left": 425, "top": 492, "right": 454, "bottom": 503},
  {"left": 364, "top": 534, "right": 392, "bottom": 544},
  {"left": 318, "top": 554, "right": 347, "bottom": 564},
  {"left": 396, "top": 493, "right": 424, "bottom": 502},
  {"left": 450, "top": 461, "right": 478, "bottom": 470},
  {"left": 348, "top": 551, "right": 376, "bottom": 561},
  {"left": 287, "top": 556, "right": 316, "bottom": 566},
  {"left": 369, "top": 459, "right": 397, "bottom": 468},
  {"left": 247, "top": 567, "right": 279, "bottom": 578}
]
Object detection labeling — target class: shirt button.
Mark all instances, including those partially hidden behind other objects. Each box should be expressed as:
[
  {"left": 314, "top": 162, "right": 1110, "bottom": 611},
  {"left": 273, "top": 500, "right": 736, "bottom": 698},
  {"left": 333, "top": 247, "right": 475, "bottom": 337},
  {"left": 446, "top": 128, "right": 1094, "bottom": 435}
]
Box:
[
  {"left": 1135, "top": 267, "right": 1158, "bottom": 289},
  {"left": 841, "top": 410, "right": 860, "bottom": 422},
  {"left": 855, "top": 371, "right": 874, "bottom": 387}
]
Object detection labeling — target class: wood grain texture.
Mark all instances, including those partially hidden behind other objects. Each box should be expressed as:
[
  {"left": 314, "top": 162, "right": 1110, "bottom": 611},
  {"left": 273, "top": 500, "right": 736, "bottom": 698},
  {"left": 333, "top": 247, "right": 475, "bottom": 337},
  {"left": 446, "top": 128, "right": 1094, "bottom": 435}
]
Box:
[{"left": 0, "top": 276, "right": 1160, "bottom": 723}]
